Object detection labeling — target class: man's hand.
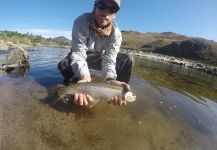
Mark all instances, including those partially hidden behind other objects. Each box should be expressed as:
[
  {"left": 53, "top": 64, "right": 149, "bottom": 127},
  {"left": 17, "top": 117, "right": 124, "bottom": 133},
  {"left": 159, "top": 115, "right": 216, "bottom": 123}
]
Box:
[
  {"left": 108, "top": 81, "right": 131, "bottom": 106},
  {"left": 77, "top": 74, "right": 91, "bottom": 83},
  {"left": 73, "top": 74, "right": 93, "bottom": 106},
  {"left": 121, "top": 82, "right": 131, "bottom": 92},
  {"left": 73, "top": 93, "right": 94, "bottom": 106},
  {"left": 74, "top": 77, "right": 130, "bottom": 107},
  {"left": 109, "top": 96, "right": 127, "bottom": 106}
]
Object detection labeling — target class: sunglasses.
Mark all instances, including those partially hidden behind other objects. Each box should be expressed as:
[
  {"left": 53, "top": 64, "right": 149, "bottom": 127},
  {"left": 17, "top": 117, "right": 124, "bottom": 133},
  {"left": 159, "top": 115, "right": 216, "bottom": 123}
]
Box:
[{"left": 95, "top": 1, "right": 119, "bottom": 14}]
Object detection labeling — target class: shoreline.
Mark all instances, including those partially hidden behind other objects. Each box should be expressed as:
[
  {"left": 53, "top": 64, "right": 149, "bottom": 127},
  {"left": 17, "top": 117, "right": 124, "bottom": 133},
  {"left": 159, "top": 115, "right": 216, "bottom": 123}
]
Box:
[
  {"left": 0, "top": 40, "right": 70, "bottom": 52},
  {"left": 0, "top": 40, "right": 32, "bottom": 51},
  {"left": 1, "top": 43, "right": 217, "bottom": 76},
  {"left": 121, "top": 49, "right": 217, "bottom": 76}
]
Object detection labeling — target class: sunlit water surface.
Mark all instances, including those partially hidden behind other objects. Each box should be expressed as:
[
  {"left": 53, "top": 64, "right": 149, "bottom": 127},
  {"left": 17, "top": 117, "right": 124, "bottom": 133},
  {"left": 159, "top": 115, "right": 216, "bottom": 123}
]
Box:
[{"left": 0, "top": 47, "right": 217, "bottom": 150}]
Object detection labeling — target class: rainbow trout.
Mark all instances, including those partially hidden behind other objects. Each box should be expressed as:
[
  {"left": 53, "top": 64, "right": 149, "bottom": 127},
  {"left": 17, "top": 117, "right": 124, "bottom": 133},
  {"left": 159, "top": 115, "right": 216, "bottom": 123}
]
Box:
[{"left": 52, "top": 82, "right": 136, "bottom": 107}]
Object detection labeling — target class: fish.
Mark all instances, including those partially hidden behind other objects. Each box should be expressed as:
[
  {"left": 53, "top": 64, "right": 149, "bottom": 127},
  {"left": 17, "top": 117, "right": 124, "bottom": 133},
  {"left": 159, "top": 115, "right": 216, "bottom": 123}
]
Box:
[{"left": 52, "top": 82, "right": 136, "bottom": 107}]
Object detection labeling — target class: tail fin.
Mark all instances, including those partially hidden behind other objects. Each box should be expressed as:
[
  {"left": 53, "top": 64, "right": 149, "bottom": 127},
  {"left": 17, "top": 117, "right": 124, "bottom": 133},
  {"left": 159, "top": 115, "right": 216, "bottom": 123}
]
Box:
[{"left": 124, "top": 91, "right": 136, "bottom": 102}]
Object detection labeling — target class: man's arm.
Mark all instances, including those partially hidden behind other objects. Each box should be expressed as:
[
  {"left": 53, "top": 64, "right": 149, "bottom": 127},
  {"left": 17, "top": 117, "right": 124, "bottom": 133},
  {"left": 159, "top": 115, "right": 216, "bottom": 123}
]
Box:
[
  {"left": 69, "top": 14, "right": 93, "bottom": 106},
  {"left": 102, "top": 30, "right": 122, "bottom": 80},
  {"left": 70, "top": 15, "right": 91, "bottom": 81}
]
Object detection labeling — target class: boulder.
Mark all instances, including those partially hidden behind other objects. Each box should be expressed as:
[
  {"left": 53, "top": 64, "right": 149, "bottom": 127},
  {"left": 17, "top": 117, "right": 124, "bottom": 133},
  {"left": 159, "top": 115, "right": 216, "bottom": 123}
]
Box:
[
  {"left": 7, "top": 41, "right": 19, "bottom": 49},
  {"left": 1, "top": 47, "right": 30, "bottom": 76}
]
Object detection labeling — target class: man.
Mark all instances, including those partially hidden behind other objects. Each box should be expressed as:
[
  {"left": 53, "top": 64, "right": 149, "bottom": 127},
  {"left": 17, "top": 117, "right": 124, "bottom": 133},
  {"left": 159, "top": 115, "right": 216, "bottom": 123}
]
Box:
[{"left": 58, "top": 0, "right": 133, "bottom": 106}]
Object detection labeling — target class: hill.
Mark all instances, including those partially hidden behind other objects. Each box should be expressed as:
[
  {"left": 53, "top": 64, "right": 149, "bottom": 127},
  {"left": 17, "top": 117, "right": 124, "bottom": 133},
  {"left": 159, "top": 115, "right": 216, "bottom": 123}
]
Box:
[
  {"left": 1, "top": 30, "right": 217, "bottom": 66},
  {"left": 122, "top": 31, "right": 217, "bottom": 66},
  {"left": 0, "top": 30, "right": 71, "bottom": 48},
  {"left": 52, "top": 36, "right": 71, "bottom": 46}
]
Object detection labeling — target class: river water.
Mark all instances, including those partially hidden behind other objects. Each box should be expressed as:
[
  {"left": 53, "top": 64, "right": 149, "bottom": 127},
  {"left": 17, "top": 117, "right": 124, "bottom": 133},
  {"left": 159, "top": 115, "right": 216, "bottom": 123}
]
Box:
[{"left": 0, "top": 47, "right": 217, "bottom": 150}]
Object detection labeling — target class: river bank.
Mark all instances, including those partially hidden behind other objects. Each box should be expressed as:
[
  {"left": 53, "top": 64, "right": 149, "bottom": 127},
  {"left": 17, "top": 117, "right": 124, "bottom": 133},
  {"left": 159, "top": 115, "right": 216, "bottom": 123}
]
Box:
[
  {"left": 1, "top": 39, "right": 217, "bottom": 77},
  {"left": 0, "top": 40, "right": 70, "bottom": 52},
  {"left": 0, "top": 40, "right": 32, "bottom": 51},
  {"left": 122, "top": 49, "right": 217, "bottom": 76}
]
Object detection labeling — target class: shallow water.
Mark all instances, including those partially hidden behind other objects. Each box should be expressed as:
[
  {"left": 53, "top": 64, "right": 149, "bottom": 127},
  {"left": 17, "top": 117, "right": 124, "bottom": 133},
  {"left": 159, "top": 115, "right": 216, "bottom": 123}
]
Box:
[{"left": 0, "top": 47, "right": 217, "bottom": 150}]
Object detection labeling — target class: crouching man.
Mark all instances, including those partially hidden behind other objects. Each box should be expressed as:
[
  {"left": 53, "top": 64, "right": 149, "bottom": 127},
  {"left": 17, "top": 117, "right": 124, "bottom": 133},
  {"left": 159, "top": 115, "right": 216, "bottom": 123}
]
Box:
[{"left": 58, "top": 0, "right": 133, "bottom": 106}]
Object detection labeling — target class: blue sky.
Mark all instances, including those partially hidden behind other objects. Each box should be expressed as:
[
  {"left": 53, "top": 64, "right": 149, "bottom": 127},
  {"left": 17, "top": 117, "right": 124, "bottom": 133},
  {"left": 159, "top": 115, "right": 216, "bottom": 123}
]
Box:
[{"left": 0, "top": 0, "right": 217, "bottom": 41}]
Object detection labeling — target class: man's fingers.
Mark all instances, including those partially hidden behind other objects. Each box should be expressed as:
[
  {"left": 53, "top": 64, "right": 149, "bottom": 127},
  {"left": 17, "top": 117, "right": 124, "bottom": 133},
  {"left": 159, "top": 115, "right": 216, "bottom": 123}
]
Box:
[
  {"left": 118, "top": 98, "right": 123, "bottom": 106},
  {"left": 83, "top": 95, "right": 88, "bottom": 106},
  {"left": 112, "top": 97, "right": 118, "bottom": 105},
  {"left": 78, "top": 94, "right": 84, "bottom": 106},
  {"left": 73, "top": 93, "right": 95, "bottom": 106},
  {"left": 122, "top": 82, "right": 131, "bottom": 91},
  {"left": 126, "top": 85, "right": 131, "bottom": 91},
  {"left": 75, "top": 94, "right": 127, "bottom": 107},
  {"left": 122, "top": 101, "right": 127, "bottom": 106},
  {"left": 74, "top": 93, "right": 79, "bottom": 104},
  {"left": 109, "top": 96, "right": 127, "bottom": 106},
  {"left": 118, "top": 99, "right": 127, "bottom": 106}
]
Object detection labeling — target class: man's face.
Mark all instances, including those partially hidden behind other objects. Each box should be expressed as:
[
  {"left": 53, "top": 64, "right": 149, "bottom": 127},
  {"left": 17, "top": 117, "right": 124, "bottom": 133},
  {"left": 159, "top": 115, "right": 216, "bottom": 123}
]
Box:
[{"left": 94, "top": 0, "right": 118, "bottom": 28}]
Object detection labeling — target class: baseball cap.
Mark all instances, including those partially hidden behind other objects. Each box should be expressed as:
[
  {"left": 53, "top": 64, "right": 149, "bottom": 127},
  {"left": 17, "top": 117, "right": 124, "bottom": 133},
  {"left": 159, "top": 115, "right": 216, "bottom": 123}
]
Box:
[{"left": 95, "top": 0, "right": 120, "bottom": 9}]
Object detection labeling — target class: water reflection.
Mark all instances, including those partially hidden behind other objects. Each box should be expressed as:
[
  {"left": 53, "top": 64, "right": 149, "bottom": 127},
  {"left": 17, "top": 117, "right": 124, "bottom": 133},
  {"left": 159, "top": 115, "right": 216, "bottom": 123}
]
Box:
[
  {"left": 134, "top": 57, "right": 217, "bottom": 102},
  {"left": 27, "top": 47, "right": 69, "bottom": 86}
]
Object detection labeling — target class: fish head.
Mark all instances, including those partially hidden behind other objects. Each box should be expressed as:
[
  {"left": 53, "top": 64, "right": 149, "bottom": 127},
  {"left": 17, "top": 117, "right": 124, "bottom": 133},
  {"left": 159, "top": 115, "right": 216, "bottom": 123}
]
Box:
[{"left": 58, "top": 94, "right": 74, "bottom": 103}]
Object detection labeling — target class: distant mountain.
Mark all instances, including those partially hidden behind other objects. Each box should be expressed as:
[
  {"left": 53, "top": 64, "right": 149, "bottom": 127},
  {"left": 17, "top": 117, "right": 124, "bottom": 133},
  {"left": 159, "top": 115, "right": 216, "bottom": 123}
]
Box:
[
  {"left": 52, "top": 36, "right": 71, "bottom": 46},
  {"left": 122, "top": 31, "right": 217, "bottom": 66}
]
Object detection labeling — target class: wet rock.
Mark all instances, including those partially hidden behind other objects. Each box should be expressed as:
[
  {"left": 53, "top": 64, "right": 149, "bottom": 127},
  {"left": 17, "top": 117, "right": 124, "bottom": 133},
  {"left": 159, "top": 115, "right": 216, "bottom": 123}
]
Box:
[
  {"left": 1, "top": 47, "right": 30, "bottom": 76},
  {"left": 7, "top": 41, "right": 20, "bottom": 49},
  {"left": 0, "top": 40, "right": 23, "bottom": 51}
]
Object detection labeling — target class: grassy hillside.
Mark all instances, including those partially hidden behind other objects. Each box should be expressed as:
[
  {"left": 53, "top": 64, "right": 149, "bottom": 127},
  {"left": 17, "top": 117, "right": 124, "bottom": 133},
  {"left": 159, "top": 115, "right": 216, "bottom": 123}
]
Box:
[
  {"left": 122, "top": 31, "right": 217, "bottom": 66},
  {"left": 122, "top": 31, "right": 187, "bottom": 51},
  {"left": 1, "top": 30, "right": 217, "bottom": 66},
  {"left": 0, "top": 30, "right": 71, "bottom": 47},
  {"left": 52, "top": 36, "right": 71, "bottom": 46}
]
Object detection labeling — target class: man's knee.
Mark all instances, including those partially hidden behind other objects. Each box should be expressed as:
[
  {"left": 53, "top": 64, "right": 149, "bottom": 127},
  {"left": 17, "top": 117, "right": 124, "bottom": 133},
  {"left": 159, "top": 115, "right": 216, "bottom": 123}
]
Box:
[
  {"left": 122, "top": 53, "right": 134, "bottom": 68},
  {"left": 116, "top": 53, "right": 133, "bottom": 83},
  {"left": 57, "top": 56, "right": 74, "bottom": 79},
  {"left": 126, "top": 53, "right": 134, "bottom": 65},
  {"left": 119, "top": 53, "right": 134, "bottom": 63}
]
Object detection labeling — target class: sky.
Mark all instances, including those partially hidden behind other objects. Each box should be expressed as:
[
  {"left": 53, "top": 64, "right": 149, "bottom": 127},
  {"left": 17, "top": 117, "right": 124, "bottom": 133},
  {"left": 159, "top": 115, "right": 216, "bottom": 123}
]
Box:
[{"left": 0, "top": 0, "right": 217, "bottom": 41}]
